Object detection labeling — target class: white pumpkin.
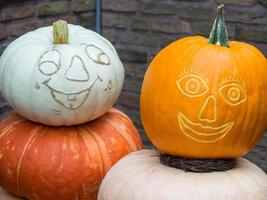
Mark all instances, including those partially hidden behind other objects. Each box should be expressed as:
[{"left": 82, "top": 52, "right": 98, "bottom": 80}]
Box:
[
  {"left": 0, "top": 20, "right": 124, "bottom": 126},
  {"left": 0, "top": 187, "right": 21, "bottom": 200},
  {"left": 98, "top": 150, "right": 267, "bottom": 200}
]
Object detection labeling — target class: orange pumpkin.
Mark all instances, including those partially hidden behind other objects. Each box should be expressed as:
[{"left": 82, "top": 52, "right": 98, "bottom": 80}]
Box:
[
  {"left": 140, "top": 4, "right": 267, "bottom": 159},
  {"left": 0, "top": 108, "right": 142, "bottom": 200}
]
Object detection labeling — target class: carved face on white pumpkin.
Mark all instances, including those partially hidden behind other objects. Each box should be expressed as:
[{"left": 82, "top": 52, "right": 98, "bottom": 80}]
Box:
[
  {"left": 37, "top": 44, "right": 112, "bottom": 110},
  {"left": 0, "top": 23, "right": 124, "bottom": 126}
]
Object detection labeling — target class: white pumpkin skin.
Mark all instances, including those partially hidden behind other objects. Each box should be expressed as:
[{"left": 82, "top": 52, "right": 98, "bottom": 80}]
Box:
[
  {"left": 0, "top": 186, "right": 21, "bottom": 200},
  {"left": 0, "top": 24, "right": 124, "bottom": 126},
  {"left": 98, "top": 150, "right": 267, "bottom": 200}
]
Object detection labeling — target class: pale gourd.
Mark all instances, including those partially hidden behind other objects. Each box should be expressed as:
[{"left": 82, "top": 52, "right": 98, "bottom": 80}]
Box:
[
  {"left": 0, "top": 187, "right": 21, "bottom": 200},
  {"left": 98, "top": 150, "right": 267, "bottom": 200},
  {"left": 0, "top": 20, "right": 124, "bottom": 126}
]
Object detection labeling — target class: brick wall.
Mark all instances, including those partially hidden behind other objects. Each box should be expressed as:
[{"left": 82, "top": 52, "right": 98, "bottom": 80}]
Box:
[{"left": 0, "top": 0, "right": 266, "bottom": 171}]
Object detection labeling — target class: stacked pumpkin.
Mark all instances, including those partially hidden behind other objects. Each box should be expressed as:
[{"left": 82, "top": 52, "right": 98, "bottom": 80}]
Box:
[
  {"left": 0, "top": 20, "right": 142, "bottom": 200},
  {"left": 98, "top": 4, "right": 267, "bottom": 200}
]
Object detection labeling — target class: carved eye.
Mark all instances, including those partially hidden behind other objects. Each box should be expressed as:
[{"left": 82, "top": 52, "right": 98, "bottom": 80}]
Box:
[
  {"left": 85, "top": 44, "right": 110, "bottom": 65},
  {"left": 177, "top": 73, "right": 209, "bottom": 97},
  {"left": 219, "top": 82, "right": 247, "bottom": 106},
  {"left": 38, "top": 49, "right": 61, "bottom": 75}
]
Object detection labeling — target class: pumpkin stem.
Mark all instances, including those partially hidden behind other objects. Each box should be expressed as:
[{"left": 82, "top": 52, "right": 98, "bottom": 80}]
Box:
[
  {"left": 53, "top": 20, "right": 69, "bottom": 44},
  {"left": 208, "top": 3, "right": 229, "bottom": 47}
]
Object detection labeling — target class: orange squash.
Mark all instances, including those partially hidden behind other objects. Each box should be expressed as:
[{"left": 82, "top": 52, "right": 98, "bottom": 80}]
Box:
[
  {"left": 140, "top": 4, "right": 267, "bottom": 159},
  {"left": 0, "top": 108, "right": 142, "bottom": 200}
]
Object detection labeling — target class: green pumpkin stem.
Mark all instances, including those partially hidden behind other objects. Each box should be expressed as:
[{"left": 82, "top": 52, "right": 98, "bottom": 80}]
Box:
[
  {"left": 53, "top": 20, "right": 69, "bottom": 44},
  {"left": 208, "top": 3, "right": 229, "bottom": 47}
]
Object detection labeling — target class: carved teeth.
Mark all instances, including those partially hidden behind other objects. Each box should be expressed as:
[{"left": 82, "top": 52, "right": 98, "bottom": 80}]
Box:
[
  {"left": 43, "top": 76, "right": 100, "bottom": 110},
  {"left": 50, "top": 89, "right": 89, "bottom": 109},
  {"left": 67, "top": 94, "right": 77, "bottom": 101}
]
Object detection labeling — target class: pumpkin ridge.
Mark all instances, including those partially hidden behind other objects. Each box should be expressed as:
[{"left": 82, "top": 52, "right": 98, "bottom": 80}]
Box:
[
  {"left": 83, "top": 125, "right": 110, "bottom": 176},
  {"left": 8, "top": 42, "right": 44, "bottom": 113},
  {"left": 3, "top": 43, "right": 31, "bottom": 109},
  {"left": 108, "top": 108, "right": 131, "bottom": 121},
  {"left": 233, "top": 47, "right": 267, "bottom": 152},
  {"left": 90, "top": 127, "right": 112, "bottom": 173},
  {"left": 0, "top": 119, "right": 26, "bottom": 139},
  {"left": 78, "top": 125, "right": 105, "bottom": 181},
  {"left": 98, "top": 118, "right": 138, "bottom": 151},
  {"left": 29, "top": 51, "right": 41, "bottom": 123},
  {"left": 16, "top": 127, "right": 40, "bottom": 194},
  {"left": 98, "top": 118, "right": 136, "bottom": 151}
]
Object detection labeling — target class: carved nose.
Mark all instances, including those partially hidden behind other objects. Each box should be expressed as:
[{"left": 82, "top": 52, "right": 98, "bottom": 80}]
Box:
[
  {"left": 198, "top": 95, "right": 217, "bottom": 122},
  {"left": 65, "top": 56, "right": 89, "bottom": 82}
]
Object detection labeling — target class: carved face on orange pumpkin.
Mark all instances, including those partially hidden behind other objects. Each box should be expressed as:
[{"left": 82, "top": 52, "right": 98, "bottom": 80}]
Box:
[
  {"left": 176, "top": 67, "right": 247, "bottom": 143},
  {"left": 141, "top": 36, "right": 267, "bottom": 159}
]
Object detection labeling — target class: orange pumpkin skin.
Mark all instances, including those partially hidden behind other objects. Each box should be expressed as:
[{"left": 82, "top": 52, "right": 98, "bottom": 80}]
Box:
[
  {"left": 141, "top": 36, "right": 267, "bottom": 159},
  {"left": 0, "top": 108, "right": 142, "bottom": 200}
]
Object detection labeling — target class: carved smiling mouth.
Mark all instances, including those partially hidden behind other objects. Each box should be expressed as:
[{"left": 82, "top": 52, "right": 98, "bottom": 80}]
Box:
[
  {"left": 42, "top": 77, "right": 100, "bottom": 110},
  {"left": 178, "top": 112, "right": 234, "bottom": 143}
]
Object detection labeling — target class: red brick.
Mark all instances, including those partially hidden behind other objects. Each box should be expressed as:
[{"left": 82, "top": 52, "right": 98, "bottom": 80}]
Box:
[
  {"left": 41, "top": 15, "right": 78, "bottom": 27},
  {"left": 8, "top": 22, "right": 40, "bottom": 37},
  {"left": 118, "top": 92, "right": 139, "bottom": 109},
  {"left": 150, "top": 20, "right": 179, "bottom": 34},
  {"left": 131, "top": 18, "right": 149, "bottom": 31},
  {"left": 124, "top": 62, "right": 146, "bottom": 79},
  {"left": 80, "top": 13, "right": 95, "bottom": 28},
  {"left": 102, "top": 28, "right": 116, "bottom": 43},
  {"left": 119, "top": 32, "right": 161, "bottom": 48},
  {"left": 37, "top": 1, "right": 68, "bottom": 17},
  {"left": 1, "top": 5, "right": 34, "bottom": 21},
  {"left": 73, "top": 0, "right": 95, "bottom": 12},
  {"left": 140, "top": 2, "right": 176, "bottom": 15},
  {"left": 223, "top": 0, "right": 256, "bottom": 6},
  {"left": 103, "top": 13, "right": 128, "bottom": 28},
  {"left": 0, "top": 27, "right": 7, "bottom": 40},
  {"left": 179, "top": 20, "right": 192, "bottom": 34},
  {"left": 102, "top": 0, "right": 138, "bottom": 12}
]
